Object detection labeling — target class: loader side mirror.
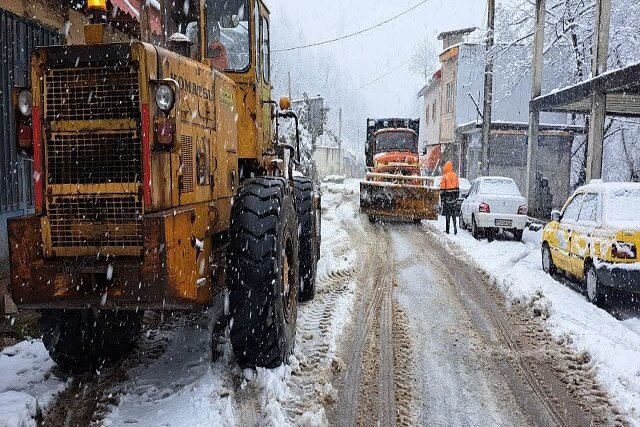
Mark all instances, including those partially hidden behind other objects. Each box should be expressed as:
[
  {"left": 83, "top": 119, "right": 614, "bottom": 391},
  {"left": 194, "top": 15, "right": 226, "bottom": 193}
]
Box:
[{"left": 551, "top": 210, "right": 561, "bottom": 222}]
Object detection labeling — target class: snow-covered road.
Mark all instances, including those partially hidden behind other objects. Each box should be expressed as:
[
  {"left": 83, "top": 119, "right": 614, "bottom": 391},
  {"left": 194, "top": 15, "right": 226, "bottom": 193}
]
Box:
[
  {"left": 327, "top": 179, "right": 624, "bottom": 426},
  {"left": 1, "top": 177, "right": 639, "bottom": 426}
]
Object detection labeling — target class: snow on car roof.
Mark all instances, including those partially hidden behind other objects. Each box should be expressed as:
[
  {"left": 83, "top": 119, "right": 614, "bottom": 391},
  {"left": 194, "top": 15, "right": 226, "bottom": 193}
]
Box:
[
  {"left": 573, "top": 182, "right": 640, "bottom": 230},
  {"left": 576, "top": 181, "right": 640, "bottom": 194},
  {"left": 474, "top": 176, "right": 515, "bottom": 182}
]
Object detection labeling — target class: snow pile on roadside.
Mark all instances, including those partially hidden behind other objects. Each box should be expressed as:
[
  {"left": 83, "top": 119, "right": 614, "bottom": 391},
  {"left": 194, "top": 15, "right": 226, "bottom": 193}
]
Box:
[
  {"left": 428, "top": 218, "right": 640, "bottom": 424},
  {"left": 0, "top": 340, "right": 67, "bottom": 427}
]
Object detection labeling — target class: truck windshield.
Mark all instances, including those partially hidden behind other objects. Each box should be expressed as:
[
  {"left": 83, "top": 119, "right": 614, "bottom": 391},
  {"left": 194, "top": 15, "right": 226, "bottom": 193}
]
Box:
[
  {"left": 206, "top": 0, "right": 250, "bottom": 72},
  {"left": 375, "top": 132, "right": 417, "bottom": 153}
]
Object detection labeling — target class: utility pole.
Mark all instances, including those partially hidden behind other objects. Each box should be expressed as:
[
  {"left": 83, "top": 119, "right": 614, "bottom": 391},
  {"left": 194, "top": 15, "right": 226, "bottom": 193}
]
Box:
[
  {"left": 525, "top": 0, "right": 546, "bottom": 215},
  {"left": 586, "top": 0, "right": 611, "bottom": 181},
  {"left": 338, "top": 107, "right": 343, "bottom": 175},
  {"left": 480, "top": 0, "right": 495, "bottom": 176},
  {"left": 288, "top": 71, "right": 292, "bottom": 99}
]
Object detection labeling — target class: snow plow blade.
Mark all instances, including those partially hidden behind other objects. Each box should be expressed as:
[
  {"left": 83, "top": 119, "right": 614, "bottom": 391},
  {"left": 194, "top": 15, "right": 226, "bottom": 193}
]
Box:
[{"left": 360, "top": 180, "right": 439, "bottom": 220}]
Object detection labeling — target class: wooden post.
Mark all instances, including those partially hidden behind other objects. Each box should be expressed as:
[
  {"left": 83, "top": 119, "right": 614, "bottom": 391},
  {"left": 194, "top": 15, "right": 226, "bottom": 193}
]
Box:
[
  {"left": 525, "top": 0, "right": 546, "bottom": 214},
  {"left": 586, "top": 0, "right": 611, "bottom": 181},
  {"left": 480, "top": 0, "right": 495, "bottom": 176}
]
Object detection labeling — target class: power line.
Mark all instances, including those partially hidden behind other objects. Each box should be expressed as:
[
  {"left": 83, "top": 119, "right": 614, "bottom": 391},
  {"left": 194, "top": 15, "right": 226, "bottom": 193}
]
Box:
[
  {"left": 273, "top": 0, "right": 429, "bottom": 53},
  {"left": 356, "top": 58, "right": 412, "bottom": 91}
]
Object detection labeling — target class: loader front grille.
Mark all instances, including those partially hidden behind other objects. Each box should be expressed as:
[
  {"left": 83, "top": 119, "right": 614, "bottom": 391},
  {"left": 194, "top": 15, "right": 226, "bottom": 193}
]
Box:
[
  {"left": 44, "top": 65, "right": 140, "bottom": 121},
  {"left": 48, "top": 195, "right": 143, "bottom": 250},
  {"left": 47, "top": 131, "right": 141, "bottom": 185}
]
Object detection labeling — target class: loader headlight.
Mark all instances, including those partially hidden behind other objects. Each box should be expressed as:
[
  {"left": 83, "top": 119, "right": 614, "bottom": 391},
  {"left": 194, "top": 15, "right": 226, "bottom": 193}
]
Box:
[
  {"left": 17, "top": 90, "right": 32, "bottom": 117},
  {"left": 155, "top": 84, "right": 175, "bottom": 112}
]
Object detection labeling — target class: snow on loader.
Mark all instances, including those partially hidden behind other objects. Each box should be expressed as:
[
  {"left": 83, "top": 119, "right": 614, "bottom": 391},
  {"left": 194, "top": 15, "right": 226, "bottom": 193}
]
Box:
[
  {"left": 9, "top": 0, "right": 320, "bottom": 372},
  {"left": 360, "top": 118, "right": 439, "bottom": 222}
]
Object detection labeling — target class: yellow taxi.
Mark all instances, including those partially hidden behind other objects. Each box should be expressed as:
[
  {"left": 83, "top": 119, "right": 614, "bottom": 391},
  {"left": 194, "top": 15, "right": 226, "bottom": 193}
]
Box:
[{"left": 542, "top": 182, "right": 640, "bottom": 304}]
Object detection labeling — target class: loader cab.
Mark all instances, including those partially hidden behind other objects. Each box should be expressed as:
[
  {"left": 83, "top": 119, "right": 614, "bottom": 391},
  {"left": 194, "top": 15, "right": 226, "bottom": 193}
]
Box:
[{"left": 166, "top": 0, "right": 274, "bottom": 167}]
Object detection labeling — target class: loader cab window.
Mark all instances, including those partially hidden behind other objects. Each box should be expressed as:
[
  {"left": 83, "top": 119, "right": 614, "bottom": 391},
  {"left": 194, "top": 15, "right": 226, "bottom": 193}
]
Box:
[
  {"left": 374, "top": 131, "right": 418, "bottom": 154},
  {"left": 165, "top": 0, "right": 201, "bottom": 59},
  {"left": 206, "top": 0, "right": 250, "bottom": 72}
]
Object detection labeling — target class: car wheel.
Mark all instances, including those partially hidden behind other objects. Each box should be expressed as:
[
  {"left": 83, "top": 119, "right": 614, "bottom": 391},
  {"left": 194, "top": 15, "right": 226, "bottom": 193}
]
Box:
[
  {"left": 471, "top": 216, "right": 483, "bottom": 239},
  {"left": 585, "top": 263, "right": 605, "bottom": 305},
  {"left": 513, "top": 229, "right": 524, "bottom": 241},
  {"left": 541, "top": 243, "right": 556, "bottom": 275}
]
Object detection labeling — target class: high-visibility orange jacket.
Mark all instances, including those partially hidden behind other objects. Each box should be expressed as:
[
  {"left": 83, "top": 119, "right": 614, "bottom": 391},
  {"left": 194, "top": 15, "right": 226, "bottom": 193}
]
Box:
[{"left": 440, "top": 161, "right": 459, "bottom": 190}]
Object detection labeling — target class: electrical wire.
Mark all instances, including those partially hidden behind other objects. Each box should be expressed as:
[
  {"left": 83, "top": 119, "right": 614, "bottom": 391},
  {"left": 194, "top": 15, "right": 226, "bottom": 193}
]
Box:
[
  {"left": 273, "top": 0, "right": 429, "bottom": 52},
  {"left": 356, "top": 58, "right": 412, "bottom": 91}
]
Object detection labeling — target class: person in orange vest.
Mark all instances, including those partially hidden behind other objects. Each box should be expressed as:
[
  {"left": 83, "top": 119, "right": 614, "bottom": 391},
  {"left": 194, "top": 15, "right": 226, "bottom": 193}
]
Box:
[{"left": 440, "top": 161, "right": 460, "bottom": 235}]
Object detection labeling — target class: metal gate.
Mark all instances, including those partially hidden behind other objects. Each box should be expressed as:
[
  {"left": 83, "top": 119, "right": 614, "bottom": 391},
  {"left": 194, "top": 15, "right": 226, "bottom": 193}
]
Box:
[{"left": 0, "top": 9, "right": 61, "bottom": 214}]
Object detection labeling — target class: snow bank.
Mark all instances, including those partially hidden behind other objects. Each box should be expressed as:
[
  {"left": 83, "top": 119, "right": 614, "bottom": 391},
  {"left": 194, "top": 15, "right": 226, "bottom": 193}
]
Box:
[
  {"left": 427, "top": 217, "right": 640, "bottom": 424},
  {"left": 0, "top": 340, "right": 67, "bottom": 427}
]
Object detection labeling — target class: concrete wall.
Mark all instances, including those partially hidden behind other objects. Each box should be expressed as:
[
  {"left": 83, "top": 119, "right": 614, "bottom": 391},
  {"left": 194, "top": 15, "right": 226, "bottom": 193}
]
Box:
[
  {"left": 314, "top": 146, "right": 342, "bottom": 179},
  {"left": 464, "top": 131, "right": 573, "bottom": 210}
]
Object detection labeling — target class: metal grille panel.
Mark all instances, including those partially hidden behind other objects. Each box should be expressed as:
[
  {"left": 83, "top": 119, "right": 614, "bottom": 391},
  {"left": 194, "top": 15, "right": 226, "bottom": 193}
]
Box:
[
  {"left": 180, "top": 135, "right": 194, "bottom": 193},
  {"left": 45, "top": 65, "right": 140, "bottom": 121},
  {"left": 0, "top": 10, "right": 61, "bottom": 214},
  {"left": 47, "top": 131, "right": 141, "bottom": 184},
  {"left": 48, "top": 195, "right": 143, "bottom": 249}
]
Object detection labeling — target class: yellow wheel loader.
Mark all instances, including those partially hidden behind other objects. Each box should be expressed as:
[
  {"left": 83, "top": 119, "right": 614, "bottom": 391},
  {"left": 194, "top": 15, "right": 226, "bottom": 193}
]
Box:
[
  {"left": 9, "top": 0, "right": 320, "bottom": 371},
  {"left": 360, "top": 118, "right": 439, "bottom": 222}
]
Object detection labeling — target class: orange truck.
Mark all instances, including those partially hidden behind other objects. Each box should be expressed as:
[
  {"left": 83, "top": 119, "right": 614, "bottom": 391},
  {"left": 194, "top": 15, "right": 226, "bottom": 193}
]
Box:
[{"left": 360, "top": 118, "right": 439, "bottom": 222}]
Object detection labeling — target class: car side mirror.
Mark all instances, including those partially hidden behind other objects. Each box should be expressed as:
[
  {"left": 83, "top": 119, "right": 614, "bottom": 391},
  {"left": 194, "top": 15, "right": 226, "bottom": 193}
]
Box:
[{"left": 551, "top": 210, "right": 561, "bottom": 222}]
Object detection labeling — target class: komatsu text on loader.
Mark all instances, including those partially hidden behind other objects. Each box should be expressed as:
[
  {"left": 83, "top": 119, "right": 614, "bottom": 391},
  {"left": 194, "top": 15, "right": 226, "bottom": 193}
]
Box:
[{"left": 10, "top": 0, "right": 320, "bottom": 371}]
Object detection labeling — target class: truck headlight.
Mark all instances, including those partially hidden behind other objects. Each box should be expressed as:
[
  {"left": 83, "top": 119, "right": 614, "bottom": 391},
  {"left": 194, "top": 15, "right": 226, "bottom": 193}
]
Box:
[
  {"left": 17, "top": 90, "right": 32, "bottom": 117},
  {"left": 155, "top": 84, "right": 175, "bottom": 112}
]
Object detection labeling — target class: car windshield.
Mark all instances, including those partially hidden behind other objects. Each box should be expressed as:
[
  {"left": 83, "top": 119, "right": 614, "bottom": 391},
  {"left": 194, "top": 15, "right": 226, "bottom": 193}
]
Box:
[
  {"left": 206, "top": 0, "right": 250, "bottom": 71},
  {"left": 374, "top": 132, "right": 418, "bottom": 153},
  {"left": 605, "top": 188, "right": 640, "bottom": 227},
  {"left": 481, "top": 179, "right": 520, "bottom": 196}
]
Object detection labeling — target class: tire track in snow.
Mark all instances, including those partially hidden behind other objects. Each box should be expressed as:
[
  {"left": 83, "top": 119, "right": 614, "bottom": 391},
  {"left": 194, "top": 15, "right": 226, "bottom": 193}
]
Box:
[
  {"left": 391, "top": 302, "right": 414, "bottom": 427},
  {"left": 377, "top": 282, "right": 396, "bottom": 427},
  {"left": 414, "top": 226, "right": 622, "bottom": 426}
]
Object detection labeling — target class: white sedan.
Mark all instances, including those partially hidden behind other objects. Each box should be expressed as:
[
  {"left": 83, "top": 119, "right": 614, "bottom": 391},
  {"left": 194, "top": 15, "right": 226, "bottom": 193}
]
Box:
[{"left": 460, "top": 177, "right": 528, "bottom": 241}]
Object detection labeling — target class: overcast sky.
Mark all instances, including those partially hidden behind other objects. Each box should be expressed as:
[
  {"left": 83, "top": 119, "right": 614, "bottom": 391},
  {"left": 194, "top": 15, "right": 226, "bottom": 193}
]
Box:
[{"left": 267, "top": 0, "right": 493, "bottom": 148}]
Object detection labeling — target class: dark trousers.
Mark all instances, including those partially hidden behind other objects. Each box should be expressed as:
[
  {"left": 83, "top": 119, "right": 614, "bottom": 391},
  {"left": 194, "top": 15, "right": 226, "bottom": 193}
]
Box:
[
  {"left": 445, "top": 214, "right": 457, "bottom": 234},
  {"left": 441, "top": 189, "right": 459, "bottom": 235}
]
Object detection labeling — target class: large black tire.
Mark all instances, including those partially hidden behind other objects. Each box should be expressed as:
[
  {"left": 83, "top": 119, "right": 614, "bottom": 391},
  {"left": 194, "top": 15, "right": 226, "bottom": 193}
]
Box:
[
  {"left": 294, "top": 176, "right": 319, "bottom": 302},
  {"left": 227, "top": 177, "right": 299, "bottom": 368},
  {"left": 39, "top": 309, "right": 143, "bottom": 373}
]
